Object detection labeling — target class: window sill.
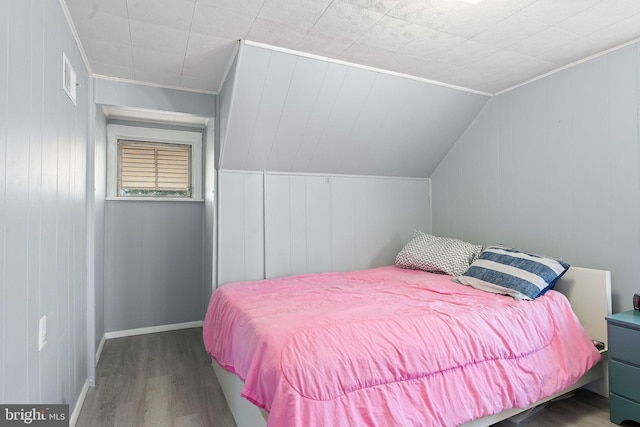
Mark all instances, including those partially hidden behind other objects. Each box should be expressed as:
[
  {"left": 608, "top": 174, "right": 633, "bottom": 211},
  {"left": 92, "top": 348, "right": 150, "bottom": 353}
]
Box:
[{"left": 105, "top": 197, "right": 205, "bottom": 203}]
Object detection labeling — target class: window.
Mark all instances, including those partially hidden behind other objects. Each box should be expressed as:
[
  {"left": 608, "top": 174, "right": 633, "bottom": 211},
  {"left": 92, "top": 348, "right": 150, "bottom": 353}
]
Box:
[
  {"left": 107, "top": 125, "right": 202, "bottom": 200},
  {"left": 118, "top": 140, "right": 192, "bottom": 197}
]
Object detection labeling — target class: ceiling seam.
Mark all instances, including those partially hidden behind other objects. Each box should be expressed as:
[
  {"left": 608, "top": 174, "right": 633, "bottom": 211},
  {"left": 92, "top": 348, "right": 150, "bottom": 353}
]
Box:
[
  {"left": 304, "top": 0, "right": 337, "bottom": 37},
  {"left": 179, "top": 0, "right": 198, "bottom": 85},
  {"left": 124, "top": 0, "right": 134, "bottom": 80}
]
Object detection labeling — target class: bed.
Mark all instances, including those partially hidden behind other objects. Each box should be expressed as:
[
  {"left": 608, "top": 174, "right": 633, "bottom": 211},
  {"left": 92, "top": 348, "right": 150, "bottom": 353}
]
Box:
[{"left": 204, "top": 259, "right": 611, "bottom": 426}]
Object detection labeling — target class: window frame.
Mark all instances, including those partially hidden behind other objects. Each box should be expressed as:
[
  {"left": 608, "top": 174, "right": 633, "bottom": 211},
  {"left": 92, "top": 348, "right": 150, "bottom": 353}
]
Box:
[{"left": 106, "top": 124, "right": 203, "bottom": 201}]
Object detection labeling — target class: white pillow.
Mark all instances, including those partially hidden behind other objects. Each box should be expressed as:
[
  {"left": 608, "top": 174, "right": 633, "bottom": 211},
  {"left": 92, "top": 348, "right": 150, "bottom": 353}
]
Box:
[{"left": 395, "top": 230, "right": 482, "bottom": 276}]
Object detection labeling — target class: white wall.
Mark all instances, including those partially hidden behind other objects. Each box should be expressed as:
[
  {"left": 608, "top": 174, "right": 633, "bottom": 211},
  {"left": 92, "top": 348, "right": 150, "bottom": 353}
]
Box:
[
  {"left": 431, "top": 43, "right": 640, "bottom": 313},
  {"left": 217, "top": 171, "right": 265, "bottom": 285},
  {"left": 217, "top": 170, "right": 430, "bottom": 286},
  {"left": 0, "top": 0, "right": 90, "bottom": 408}
]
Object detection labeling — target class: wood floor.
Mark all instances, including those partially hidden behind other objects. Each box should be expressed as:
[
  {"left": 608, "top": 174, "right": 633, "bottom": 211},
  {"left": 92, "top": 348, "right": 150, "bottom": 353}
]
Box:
[
  {"left": 76, "top": 328, "right": 235, "bottom": 427},
  {"left": 77, "top": 327, "right": 638, "bottom": 427}
]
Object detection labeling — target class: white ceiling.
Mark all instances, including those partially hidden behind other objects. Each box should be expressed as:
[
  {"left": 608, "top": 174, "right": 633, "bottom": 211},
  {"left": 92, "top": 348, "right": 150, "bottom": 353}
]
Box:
[{"left": 64, "top": 0, "right": 640, "bottom": 95}]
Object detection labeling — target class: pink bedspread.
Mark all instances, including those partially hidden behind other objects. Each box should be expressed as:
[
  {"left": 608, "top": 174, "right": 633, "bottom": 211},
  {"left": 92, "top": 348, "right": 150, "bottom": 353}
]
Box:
[{"left": 203, "top": 266, "right": 600, "bottom": 427}]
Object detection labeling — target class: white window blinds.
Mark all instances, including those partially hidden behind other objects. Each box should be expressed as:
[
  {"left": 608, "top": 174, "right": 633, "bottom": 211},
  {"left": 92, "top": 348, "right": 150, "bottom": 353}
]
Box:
[{"left": 117, "top": 140, "right": 192, "bottom": 197}]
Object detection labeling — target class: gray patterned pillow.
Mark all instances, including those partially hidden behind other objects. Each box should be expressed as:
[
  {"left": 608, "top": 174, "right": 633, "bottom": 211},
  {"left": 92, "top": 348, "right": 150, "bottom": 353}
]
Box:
[{"left": 395, "top": 230, "right": 482, "bottom": 276}]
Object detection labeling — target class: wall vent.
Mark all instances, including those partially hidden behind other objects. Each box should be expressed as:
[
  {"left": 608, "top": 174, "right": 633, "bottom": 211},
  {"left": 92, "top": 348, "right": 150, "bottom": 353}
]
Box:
[{"left": 62, "top": 53, "right": 77, "bottom": 104}]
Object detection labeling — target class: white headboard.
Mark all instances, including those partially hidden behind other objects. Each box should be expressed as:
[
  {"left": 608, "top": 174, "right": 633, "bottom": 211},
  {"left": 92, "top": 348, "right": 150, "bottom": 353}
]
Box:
[{"left": 554, "top": 266, "right": 612, "bottom": 346}]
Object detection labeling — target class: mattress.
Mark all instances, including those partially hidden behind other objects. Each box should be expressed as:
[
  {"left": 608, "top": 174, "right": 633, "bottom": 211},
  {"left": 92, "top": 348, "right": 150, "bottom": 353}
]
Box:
[{"left": 203, "top": 266, "right": 600, "bottom": 427}]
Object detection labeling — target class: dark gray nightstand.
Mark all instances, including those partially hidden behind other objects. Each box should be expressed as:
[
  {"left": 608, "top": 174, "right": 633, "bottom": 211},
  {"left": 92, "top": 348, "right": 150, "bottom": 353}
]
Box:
[{"left": 606, "top": 310, "right": 640, "bottom": 425}]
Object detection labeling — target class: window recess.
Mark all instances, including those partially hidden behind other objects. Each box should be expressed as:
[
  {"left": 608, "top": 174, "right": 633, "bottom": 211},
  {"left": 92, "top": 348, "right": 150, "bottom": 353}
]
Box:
[
  {"left": 106, "top": 124, "right": 203, "bottom": 201},
  {"left": 118, "top": 140, "right": 192, "bottom": 197}
]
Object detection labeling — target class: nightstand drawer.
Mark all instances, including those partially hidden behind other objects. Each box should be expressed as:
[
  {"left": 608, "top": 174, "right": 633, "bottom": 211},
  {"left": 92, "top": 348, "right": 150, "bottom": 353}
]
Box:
[
  {"left": 610, "top": 360, "right": 640, "bottom": 402},
  {"left": 608, "top": 324, "right": 640, "bottom": 364},
  {"left": 610, "top": 393, "right": 640, "bottom": 425}
]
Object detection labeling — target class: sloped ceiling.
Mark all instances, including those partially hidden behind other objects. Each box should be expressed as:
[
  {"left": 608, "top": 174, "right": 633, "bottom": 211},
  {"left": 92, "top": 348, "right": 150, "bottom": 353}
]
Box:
[{"left": 219, "top": 44, "right": 489, "bottom": 178}]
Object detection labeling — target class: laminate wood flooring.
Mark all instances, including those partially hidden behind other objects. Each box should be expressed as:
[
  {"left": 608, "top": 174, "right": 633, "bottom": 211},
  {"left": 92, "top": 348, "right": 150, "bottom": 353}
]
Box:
[
  {"left": 494, "top": 388, "right": 639, "bottom": 427},
  {"left": 78, "top": 327, "right": 638, "bottom": 427},
  {"left": 76, "top": 328, "right": 235, "bottom": 427}
]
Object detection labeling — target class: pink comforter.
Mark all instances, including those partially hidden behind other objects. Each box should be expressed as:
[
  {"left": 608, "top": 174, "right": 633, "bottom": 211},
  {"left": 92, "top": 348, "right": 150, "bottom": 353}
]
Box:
[{"left": 203, "top": 266, "right": 600, "bottom": 427}]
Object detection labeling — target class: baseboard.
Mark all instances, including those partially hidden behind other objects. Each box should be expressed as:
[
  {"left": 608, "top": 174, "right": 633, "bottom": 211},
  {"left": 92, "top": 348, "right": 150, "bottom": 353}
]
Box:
[
  {"left": 104, "top": 320, "right": 204, "bottom": 339},
  {"left": 69, "top": 379, "right": 90, "bottom": 427},
  {"left": 95, "top": 334, "right": 106, "bottom": 366}
]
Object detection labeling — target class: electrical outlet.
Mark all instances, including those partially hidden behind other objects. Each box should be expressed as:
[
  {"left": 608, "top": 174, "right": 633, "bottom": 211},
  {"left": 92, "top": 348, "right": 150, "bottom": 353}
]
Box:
[{"left": 38, "top": 316, "right": 47, "bottom": 351}]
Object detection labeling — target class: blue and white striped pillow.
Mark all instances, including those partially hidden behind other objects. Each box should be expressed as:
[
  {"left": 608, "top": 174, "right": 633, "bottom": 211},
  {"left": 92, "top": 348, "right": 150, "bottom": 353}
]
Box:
[{"left": 453, "top": 245, "right": 570, "bottom": 300}]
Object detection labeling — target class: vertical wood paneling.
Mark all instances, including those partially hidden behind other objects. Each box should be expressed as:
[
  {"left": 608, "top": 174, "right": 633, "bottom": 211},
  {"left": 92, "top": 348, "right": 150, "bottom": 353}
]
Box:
[
  {"left": 141, "top": 203, "right": 164, "bottom": 326},
  {"left": 217, "top": 171, "right": 264, "bottom": 285},
  {"left": 330, "top": 177, "right": 356, "bottom": 272},
  {"left": 292, "top": 63, "right": 348, "bottom": 171},
  {"left": 511, "top": 80, "right": 547, "bottom": 251},
  {"left": 459, "top": 122, "right": 486, "bottom": 244},
  {"left": 327, "top": 71, "right": 380, "bottom": 175},
  {"left": 289, "top": 177, "right": 308, "bottom": 274},
  {"left": 219, "top": 44, "right": 489, "bottom": 177},
  {"left": 218, "top": 53, "right": 237, "bottom": 169},
  {"left": 105, "top": 203, "right": 143, "bottom": 331},
  {"left": 305, "top": 176, "right": 332, "bottom": 273},
  {"left": 217, "top": 172, "right": 246, "bottom": 284},
  {"left": 431, "top": 162, "right": 449, "bottom": 237},
  {"left": 606, "top": 46, "right": 640, "bottom": 305},
  {"left": 244, "top": 53, "right": 297, "bottom": 171},
  {"left": 1, "top": 0, "right": 90, "bottom": 409},
  {"left": 571, "top": 59, "right": 611, "bottom": 265},
  {"left": 223, "top": 47, "right": 271, "bottom": 169},
  {"left": 352, "top": 178, "right": 371, "bottom": 267},
  {"left": 94, "top": 108, "right": 107, "bottom": 351},
  {"left": 258, "top": 173, "right": 431, "bottom": 278},
  {"left": 497, "top": 93, "right": 516, "bottom": 246},
  {"left": 365, "top": 178, "right": 394, "bottom": 265},
  {"left": 39, "top": 0, "right": 62, "bottom": 404},
  {"left": 5, "top": 0, "right": 32, "bottom": 403},
  {"left": 204, "top": 122, "right": 216, "bottom": 313},
  {"left": 309, "top": 68, "right": 378, "bottom": 174},
  {"left": 446, "top": 144, "right": 463, "bottom": 237},
  {"left": 0, "top": 0, "right": 7, "bottom": 404},
  {"left": 267, "top": 57, "right": 329, "bottom": 172},
  {"left": 265, "top": 175, "right": 292, "bottom": 278},
  {"left": 544, "top": 70, "right": 576, "bottom": 259},
  {"left": 104, "top": 201, "right": 205, "bottom": 332},
  {"left": 243, "top": 173, "right": 265, "bottom": 280},
  {"left": 431, "top": 43, "right": 640, "bottom": 312},
  {"left": 484, "top": 104, "right": 501, "bottom": 243},
  {"left": 27, "top": 0, "right": 44, "bottom": 402}
]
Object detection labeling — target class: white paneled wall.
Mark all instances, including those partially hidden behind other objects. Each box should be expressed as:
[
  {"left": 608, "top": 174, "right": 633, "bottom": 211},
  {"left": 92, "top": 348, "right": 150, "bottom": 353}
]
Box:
[
  {"left": 217, "top": 171, "right": 265, "bottom": 285},
  {"left": 431, "top": 43, "right": 640, "bottom": 313},
  {"left": 219, "top": 44, "right": 488, "bottom": 177},
  {"left": 217, "top": 170, "right": 430, "bottom": 286},
  {"left": 1, "top": 0, "right": 90, "bottom": 408}
]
